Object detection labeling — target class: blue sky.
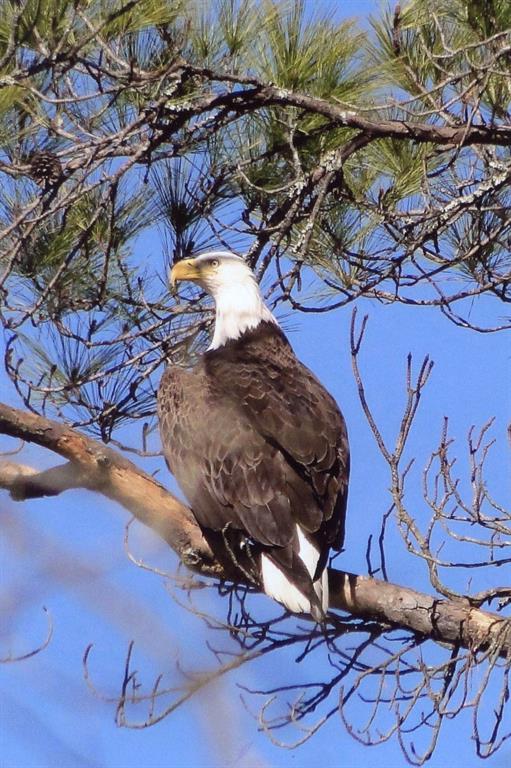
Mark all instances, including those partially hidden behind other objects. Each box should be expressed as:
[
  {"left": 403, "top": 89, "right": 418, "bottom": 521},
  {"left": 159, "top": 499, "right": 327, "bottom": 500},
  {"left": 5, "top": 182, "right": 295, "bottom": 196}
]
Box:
[{"left": 1, "top": 1, "right": 510, "bottom": 767}]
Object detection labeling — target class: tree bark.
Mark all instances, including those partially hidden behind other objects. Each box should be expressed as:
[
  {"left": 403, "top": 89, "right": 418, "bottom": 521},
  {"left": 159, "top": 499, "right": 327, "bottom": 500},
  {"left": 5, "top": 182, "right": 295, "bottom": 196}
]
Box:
[
  {"left": 154, "top": 63, "right": 511, "bottom": 148},
  {"left": 1, "top": 401, "right": 509, "bottom": 658}
]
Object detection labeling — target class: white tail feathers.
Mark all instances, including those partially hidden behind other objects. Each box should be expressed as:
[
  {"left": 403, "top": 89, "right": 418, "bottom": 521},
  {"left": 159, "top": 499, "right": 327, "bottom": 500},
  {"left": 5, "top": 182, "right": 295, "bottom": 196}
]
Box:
[
  {"left": 260, "top": 556, "right": 312, "bottom": 614},
  {"left": 260, "top": 526, "right": 329, "bottom": 618}
]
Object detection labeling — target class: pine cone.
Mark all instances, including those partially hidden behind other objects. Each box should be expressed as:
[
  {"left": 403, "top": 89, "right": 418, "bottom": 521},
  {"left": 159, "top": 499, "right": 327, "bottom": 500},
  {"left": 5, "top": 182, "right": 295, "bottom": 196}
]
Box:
[{"left": 29, "top": 151, "right": 63, "bottom": 186}]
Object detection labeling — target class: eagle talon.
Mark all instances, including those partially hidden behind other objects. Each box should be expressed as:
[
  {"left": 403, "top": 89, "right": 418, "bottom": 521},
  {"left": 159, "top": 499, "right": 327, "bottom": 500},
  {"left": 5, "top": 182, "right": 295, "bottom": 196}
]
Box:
[{"left": 181, "top": 547, "right": 203, "bottom": 566}]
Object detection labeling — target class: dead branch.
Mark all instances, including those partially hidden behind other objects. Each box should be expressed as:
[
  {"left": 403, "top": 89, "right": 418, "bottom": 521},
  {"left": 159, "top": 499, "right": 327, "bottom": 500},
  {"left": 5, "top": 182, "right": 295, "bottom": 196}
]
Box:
[{"left": 1, "top": 400, "right": 509, "bottom": 659}]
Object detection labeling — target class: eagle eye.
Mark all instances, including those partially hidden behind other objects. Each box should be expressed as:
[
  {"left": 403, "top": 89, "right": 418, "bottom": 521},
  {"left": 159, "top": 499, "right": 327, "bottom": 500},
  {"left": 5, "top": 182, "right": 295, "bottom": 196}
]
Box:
[{"left": 209, "top": 258, "right": 219, "bottom": 268}]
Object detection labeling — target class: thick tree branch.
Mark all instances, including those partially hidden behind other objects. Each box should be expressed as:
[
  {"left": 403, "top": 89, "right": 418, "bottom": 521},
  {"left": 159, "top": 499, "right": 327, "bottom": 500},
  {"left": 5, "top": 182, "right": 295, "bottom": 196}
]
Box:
[
  {"left": 1, "top": 401, "right": 509, "bottom": 658},
  {"left": 190, "top": 75, "right": 511, "bottom": 147},
  {"left": 0, "top": 402, "right": 217, "bottom": 574}
]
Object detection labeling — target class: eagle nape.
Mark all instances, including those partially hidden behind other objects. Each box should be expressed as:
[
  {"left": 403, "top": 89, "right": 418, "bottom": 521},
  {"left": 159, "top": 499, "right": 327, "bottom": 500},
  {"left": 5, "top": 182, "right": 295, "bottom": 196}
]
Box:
[{"left": 158, "top": 251, "right": 350, "bottom": 621}]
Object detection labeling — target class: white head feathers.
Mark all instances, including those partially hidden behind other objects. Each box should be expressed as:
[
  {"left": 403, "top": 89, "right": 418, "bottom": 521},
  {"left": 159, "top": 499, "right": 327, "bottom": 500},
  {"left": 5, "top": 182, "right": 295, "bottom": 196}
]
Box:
[{"left": 173, "top": 251, "right": 278, "bottom": 350}]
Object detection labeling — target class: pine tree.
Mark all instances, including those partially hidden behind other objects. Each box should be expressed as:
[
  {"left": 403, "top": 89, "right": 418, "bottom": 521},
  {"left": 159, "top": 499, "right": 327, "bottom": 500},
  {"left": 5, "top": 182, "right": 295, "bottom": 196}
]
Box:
[{"left": 0, "top": 2, "right": 509, "bottom": 764}]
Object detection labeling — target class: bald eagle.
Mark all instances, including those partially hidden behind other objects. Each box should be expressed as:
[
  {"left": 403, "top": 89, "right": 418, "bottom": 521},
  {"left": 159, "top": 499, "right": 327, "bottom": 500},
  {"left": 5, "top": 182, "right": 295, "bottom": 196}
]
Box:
[{"left": 158, "top": 252, "right": 349, "bottom": 620}]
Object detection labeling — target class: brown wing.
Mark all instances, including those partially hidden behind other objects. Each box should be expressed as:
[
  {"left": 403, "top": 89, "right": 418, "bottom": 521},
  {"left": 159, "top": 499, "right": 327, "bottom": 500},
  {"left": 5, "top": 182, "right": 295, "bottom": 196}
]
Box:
[
  {"left": 158, "top": 323, "right": 349, "bottom": 564},
  {"left": 158, "top": 364, "right": 304, "bottom": 547},
  {"left": 203, "top": 323, "right": 350, "bottom": 558}
]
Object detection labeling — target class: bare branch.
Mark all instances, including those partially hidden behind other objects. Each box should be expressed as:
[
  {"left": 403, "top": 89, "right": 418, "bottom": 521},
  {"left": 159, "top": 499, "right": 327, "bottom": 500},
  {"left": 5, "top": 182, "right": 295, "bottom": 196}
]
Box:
[{"left": 1, "top": 401, "right": 509, "bottom": 660}]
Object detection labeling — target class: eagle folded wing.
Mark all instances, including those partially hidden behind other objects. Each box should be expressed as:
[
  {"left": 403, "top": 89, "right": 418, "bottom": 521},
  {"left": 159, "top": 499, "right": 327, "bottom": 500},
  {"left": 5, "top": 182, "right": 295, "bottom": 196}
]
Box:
[
  {"left": 159, "top": 366, "right": 312, "bottom": 547},
  {"left": 205, "top": 344, "right": 349, "bottom": 551}
]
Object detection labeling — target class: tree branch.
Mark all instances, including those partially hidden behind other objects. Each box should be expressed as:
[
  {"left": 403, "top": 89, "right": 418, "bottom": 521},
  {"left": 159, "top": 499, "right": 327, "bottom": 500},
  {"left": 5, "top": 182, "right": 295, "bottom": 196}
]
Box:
[
  {"left": 0, "top": 402, "right": 217, "bottom": 574},
  {"left": 1, "top": 401, "right": 509, "bottom": 658},
  {"left": 167, "top": 68, "right": 511, "bottom": 148}
]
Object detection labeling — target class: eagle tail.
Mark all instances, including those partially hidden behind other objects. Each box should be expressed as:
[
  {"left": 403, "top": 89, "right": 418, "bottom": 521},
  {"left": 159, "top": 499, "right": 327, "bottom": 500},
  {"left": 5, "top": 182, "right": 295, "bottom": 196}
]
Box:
[{"left": 260, "top": 526, "right": 328, "bottom": 621}]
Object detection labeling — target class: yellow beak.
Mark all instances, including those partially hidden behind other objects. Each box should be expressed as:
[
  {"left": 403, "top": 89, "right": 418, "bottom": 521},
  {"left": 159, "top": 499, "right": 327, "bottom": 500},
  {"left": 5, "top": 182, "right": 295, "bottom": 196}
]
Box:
[{"left": 170, "top": 258, "right": 202, "bottom": 287}]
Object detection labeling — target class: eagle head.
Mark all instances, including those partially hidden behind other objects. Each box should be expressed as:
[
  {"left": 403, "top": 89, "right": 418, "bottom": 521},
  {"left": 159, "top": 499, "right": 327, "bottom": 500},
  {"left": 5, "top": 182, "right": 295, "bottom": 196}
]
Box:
[
  {"left": 170, "top": 251, "right": 277, "bottom": 349},
  {"left": 170, "top": 251, "right": 255, "bottom": 296}
]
